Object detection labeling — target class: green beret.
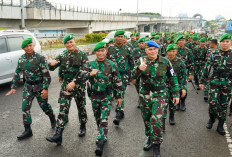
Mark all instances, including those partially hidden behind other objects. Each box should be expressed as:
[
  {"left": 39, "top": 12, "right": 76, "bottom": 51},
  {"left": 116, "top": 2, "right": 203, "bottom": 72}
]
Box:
[
  {"left": 167, "top": 37, "right": 171, "bottom": 40},
  {"left": 21, "top": 38, "right": 32, "bottom": 49},
  {"left": 193, "top": 33, "right": 198, "bottom": 36},
  {"left": 145, "top": 35, "right": 149, "bottom": 38},
  {"left": 199, "top": 37, "right": 206, "bottom": 42},
  {"left": 219, "top": 34, "right": 231, "bottom": 42},
  {"left": 63, "top": 33, "right": 75, "bottom": 44},
  {"left": 192, "top": 36, "right": 199, "bottom": 41},
  {"left": 108, "top": 38, "right": 115, "bottom": 43},
  {"left": 166, "top": 44, "right": 178, "bottom": 52},
  {"left": 130, "top": 33, "right": 135, "bottom": 37},
  {"left": 151, "top": 32, "right": 155, "bottom": 36},
  {"left": 145, "top": 39, "right": 150, "bottom": 41},
  {"left": 114, "top": 30, "right": 125, "bottom": 37},
  {"left": 135, "top": 32, "right": 140, "bottom": 36},
  {"left": 207, "top": 36, "right": 212, "bottom": 41},
  {"left": 171, "top": 35, "right": 175, "bottom": 39},
  {"left": 176, "top": 35, "right": 185, "bottom": 42},
  {"left": 154, "top": 35, "right": 160, "bottom": 39},
  {"left": 138, "top": 37, "right": 146, "bottom": 43},
  {"left": 150, "top": 36, "right": 155, "bottom": 40},
  {"left": 185, "top": 34, "right": 190, "bottom": 38},
  {"left": 164, "top": 33, "right": 167, "bottom": 35},
  {"left": 94, "top": 42, "right": 107, "bottom": 51},
  {"left": 174, "top": 37, "right": 178, "bottom": 44}
]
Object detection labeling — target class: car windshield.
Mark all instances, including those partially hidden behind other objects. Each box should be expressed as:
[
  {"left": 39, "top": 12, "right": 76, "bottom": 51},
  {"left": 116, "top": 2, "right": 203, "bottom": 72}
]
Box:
[{"left": 106, "top": 32, "right": 115, "bottom": 39}]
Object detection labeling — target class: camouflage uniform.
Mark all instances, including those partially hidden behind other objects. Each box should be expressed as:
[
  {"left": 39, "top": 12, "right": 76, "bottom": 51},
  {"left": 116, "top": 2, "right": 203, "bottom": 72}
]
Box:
[
  {"left": 200, "top": 49, "right": 232, "bottom": 121},
  {"left": 132, "top": 56, "right": 179, "bottom": 144},
  {"left": 163, "top": 57, "right": 187, "bottom": 118},
  {"left": 177, "top": 46, "right": 194, "bottom": 75},
  {"left": 79, "top": 59, "right": 123, "bottom": 141},
  {"left": 128, "top": 40, "right": 139, "bottom": 49},
  {"left": 188, "top": 42, "right": 198, "bottom": 51},
  {"left": 107, "top": 44, "right": 134, "bottom": 114},
  {"left": 48, "top": 49, "right": 88, "bottom": 129},
  {"left": 11, "top": 52, "right": 54, "bottom": 125}
]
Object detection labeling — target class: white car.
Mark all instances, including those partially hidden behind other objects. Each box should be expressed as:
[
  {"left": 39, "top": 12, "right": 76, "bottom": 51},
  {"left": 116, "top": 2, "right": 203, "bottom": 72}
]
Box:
[
  {"left": 0, "top": 30, "right": 42, "bottom": 85},
  {"left": 102, "top": 31, "right": 132, "bottom": 43}
]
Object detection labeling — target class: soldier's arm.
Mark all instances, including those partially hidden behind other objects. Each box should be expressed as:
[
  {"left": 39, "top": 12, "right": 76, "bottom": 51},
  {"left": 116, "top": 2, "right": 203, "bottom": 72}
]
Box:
[
  {"left": 166, "top": 61, "right": 179, "bottom": 98},
  {"left": 77, "top": 62, "right": 92, "bottom": 82},
  {"left": 40, "top": 56, "right": 51, "bottom": 90},
  {"left": 131, "top": 61, "right": 141, "bottom": 80},
  {"left": 11, "top": 59, "right": 22, "bottom": 89},
  {"left": 188, "top": 50, "right": 194, "bottom": 75},
  {"left": 180, "top": 62, "right": 187, "bottom": 90},
  {"left": 48, "top": 54, "right": 62, "bottom": 71},
  {"left": 128, "top": 47, "right": 135, "bottom": 70},
  {"left": 112, "top": 64, "right": 123, "bottom": 99},
  {"left": 199, "top": 54, "right": 212, "bottom": 85}
]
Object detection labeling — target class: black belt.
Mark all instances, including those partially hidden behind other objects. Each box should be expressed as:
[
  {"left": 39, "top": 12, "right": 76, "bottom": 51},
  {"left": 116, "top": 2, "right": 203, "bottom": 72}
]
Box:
[
  {"left": 26, "top": 80, "right": 43, "bottom": 85},
  {"left": 213, "top": 73, "right": 232, "bottom": 78},
  {"left": 142, "top": 84, "right": 165, "bottom": 92}
]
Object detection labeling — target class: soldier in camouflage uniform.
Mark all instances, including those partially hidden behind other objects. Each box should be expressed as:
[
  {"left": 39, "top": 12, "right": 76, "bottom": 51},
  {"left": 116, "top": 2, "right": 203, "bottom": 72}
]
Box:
[
  {"left": 46, "top": 34, "right": 88, "bottom": 145},
  {"left": 163, "top": 44, "right": 187, "bottom": 128},
  {"left": 151, "top": 35, "right": 166, "bottom": 57},
  {"left": 79, "top": 42, "right": 123, "bottom": 156},
  {"left": 127, "top": 33, "right": 138, "bottom": 49},
  {"left": 206, "top": 36, "right": 212, "bottom": 49},
  {"left": 107, "top": 38, "right": 115, "bottom": 47},
  {"left": 188, "top": 36, "right": 199, "bottom": 51},
  {"left": 107, "top": 30, "right": 134, "bottom": 125},
  {"left": 200, "top": 34, "right": 232, "bottom": 136},
  {"left": 6, "top": 38, "right": 56, "bottom": 140},
  {"left": 192, "top": 37, "right": 208, "bottom": 90},
  {"left": 131, "top": 41, "right": 179, "bottom": 157}
]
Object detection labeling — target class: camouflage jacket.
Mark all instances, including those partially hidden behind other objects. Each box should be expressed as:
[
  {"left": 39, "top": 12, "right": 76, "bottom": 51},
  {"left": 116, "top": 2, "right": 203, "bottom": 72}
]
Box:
[
  {"left": 78, "top": 59, "right": 123, "bottom": 102},
  {"left": 132, "top": 47, "right": 146, "bottom": 63},
  {"left": 192, "top": 45, "right": 208, "bottom": 67},
  {"left": 48, "top": 49, "right": 88, "bottom": 91},
  {"left": 177, "top": 46, "right": 194, "bottom": 75},
  {"left": 11, "top": 52, "right": 51, "bottom": 90},
  {"left": 158, "top": 43, "right": 166, "bottom": 57},
  {"left": 107, "top": 44, "right": 134, "bottom": 73},
  {"left": 169, "top": 57, "right": 187, "bottom": 91},
  {"left": 127, "top": 40, "right": 139, "bottom": 49},
  {"left": 131, "top": 56, "right": 179, "bottom": 98},
  {"left": 188, "top": 42, "right": 198, "bottom": 50},
  {"left": 184, "top": 41, "right": 191, "bottom": 49},
  {"left": 200, "top": 49, "right": 232, "bottom": 85}
]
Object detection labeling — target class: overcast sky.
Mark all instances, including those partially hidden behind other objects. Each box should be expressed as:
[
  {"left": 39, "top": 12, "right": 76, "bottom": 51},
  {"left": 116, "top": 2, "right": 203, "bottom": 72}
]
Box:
[{"left": 47, "top": 0, "right": 232, "bottom": 20}]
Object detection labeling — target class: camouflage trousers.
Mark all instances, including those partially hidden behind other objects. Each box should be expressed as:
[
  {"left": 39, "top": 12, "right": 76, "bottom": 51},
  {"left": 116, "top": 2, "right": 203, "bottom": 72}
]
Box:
[
  {"left": 56, "top": 88, "right": 87, "bottom": 128},
  {"left": 139, "top": 92, "right": 165, "bottom": 144},
  {"left": 194, "top": 64, "right": 201, "bottom": 85},
  {"left": 209, "top": 82, "right": 232, "bottom": 121},
  {"left": 22, "top": 86, "right": 54, "bottom": 126},
  {"left": 115, "top": 75, "right": 128, "bottom": 113},
  {"left": 92, "top": 100, "right": 112, "bottom": 141},
  {"left": 135, "top": 77, "right": 140, "bottom": 94}
]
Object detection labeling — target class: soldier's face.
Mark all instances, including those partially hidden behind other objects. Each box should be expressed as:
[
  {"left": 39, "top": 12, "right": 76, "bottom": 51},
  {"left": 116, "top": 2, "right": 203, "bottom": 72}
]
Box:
[
  {"left": 193, "top": 40, "right": 198, "bottom": 44},
  {"left": 220, "top": 39, "right": 231, "bottom": 51},
  {"left": 210, "top": 42, "right": 216, "bottom": 48},
  {"left": 136, "top": 36, "right": 140, "bottom": 40},
  {"left": 167, "top": 50, "right": 177, "bottom": 60},
  {"left": 131, "top": 35, "right": 135, "bottom": 41},
  {"left": 146, "top": 47, "right": 159, "bottom": 59},
  {"left": 177, "top": 39, "right": 185, "bottom": 47},
  {"left": 108, "top": 43, "right": 114, "bottom": 47},
  {"left": 138, "top": 42, "right": 145, "bottom": 49},
  {"left": 94, "top": 48, "right": 107, "bottom": 61},
  {"left": 188, "top": 38, "right": 192, "bottom": 42},
  {"left": 145, "top": 36, "right": 149, "bottom": 39},
  {"left": 200, "top": 41, "right": 206, "bottom": 47},
  {"left": 123, "top": 37, "right": 127, "bottom": 44},
  {"left": 115, "top": 35, "right": 124, "bottom": 44},
  {"left": 154, "top": 39, "right": 160, "bottom": 44},
  {"left": 23, "top": 43, "right": 35, "bottom": 56},
  {"left": 65, "top": 39, "right": 76, "bottom": 52},
  {"left": 208, "top": 41, "right": 211, "bottom": 45},
  {"left": 167, "top": 40, "right": 171, "bottom": 44}
]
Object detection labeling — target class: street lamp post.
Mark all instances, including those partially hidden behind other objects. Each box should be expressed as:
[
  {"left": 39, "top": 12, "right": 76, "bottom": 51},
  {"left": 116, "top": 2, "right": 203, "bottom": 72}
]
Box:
[
  {"left": 20, "top": 0, "right": 25, "bottom": 29},
  {"left": 136, "top": 0, "right": 139, "bottom": 32}
]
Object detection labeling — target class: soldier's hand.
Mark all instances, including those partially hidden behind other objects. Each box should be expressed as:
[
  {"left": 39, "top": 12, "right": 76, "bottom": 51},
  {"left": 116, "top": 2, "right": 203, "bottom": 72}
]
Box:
[
  {"left": 5, "top": 89, "right": 16, "bottom": 96},
  {"left": 188, "top": 75, "right": 193, "bottom": 81},
  {"left": 139, "top": 62, "right": 147, "bottom": 71},
  {"left": 66, "top": 82, "right": 76, "bottom": 91},
  {"left": 199, "top": 84, "right": 204, "bottom": 90},
  {"left": 58, "top": 77, "right": 62, "bottom": 83},
  {"left": 90, "top": 69, "right": 98, "bottom": 76},
  {"left": 116, "top": 98, "right": 123, "bottom": 107},
  {"left": 131, "top": 79, "right": 136, "bottom": 85},
  {"left": 50, "top": 60, "right": 58, "bottom": 66},
  {"left": 181, "top": 89, "right": 186, "bottom": 98},
  {"left": 173, "top": 98, "right": 180, "bottom": 106},
  {"left": 41, "top": 89, "right": 48, "bottom": 99}
]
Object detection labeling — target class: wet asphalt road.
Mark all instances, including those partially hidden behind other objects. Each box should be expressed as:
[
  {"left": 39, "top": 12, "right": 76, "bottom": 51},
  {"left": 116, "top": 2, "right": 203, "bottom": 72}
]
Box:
[{"left": 0, "top": 54, "right": 231, "bottom": 157}]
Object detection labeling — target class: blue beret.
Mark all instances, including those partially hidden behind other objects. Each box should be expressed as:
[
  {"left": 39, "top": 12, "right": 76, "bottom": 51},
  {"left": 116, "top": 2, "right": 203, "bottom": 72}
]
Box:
[{"left": 145, "top": 41, "right": 160, "bottom": 49}]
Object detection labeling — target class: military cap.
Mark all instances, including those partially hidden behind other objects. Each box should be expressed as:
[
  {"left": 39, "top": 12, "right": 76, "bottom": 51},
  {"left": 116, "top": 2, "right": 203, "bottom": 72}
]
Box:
[
  {"left": 63, "top": 33, "right": 75, "bottom": 44},
  {"left": 108, "top": 38, "right": 115, "bottom": 43},
  {"left": 192, "top": 36, "right": 199, "bottom": 41},
  {"left": 145, "top": 35, "right": 149, "bottom": 38},
  {"left": 150, "top": 36, "right": 155, "bottom": 40},
  {"left": 174, "top": 37, "right": 178, "bottom": 44},
  {"left": 154, "top": 35, "right": 160, "bottom": 39},
  {"left": 135, "top": 32, "right": 140, "bottom": 36},
  {"left": 145, "top": 40, "right": 160, "bottom": 48},
  {"left": 166, "top": 44, "right": 178, "bottom": 52},
  {"left": 176, "top": 35, "right": 185, "bottom": 42},
  {"left": 145, "top": 39, "right": 150, "bottom": 41},
  {"left": 130, "top": 33, "right": 135, "bottom": 37},
  {"left": 151, "top": 32, "right": 156, "bottom": 36},
  {"left": 171, "top": 35, "right": 175, "bottom": 39},
  {"left": 193, "top": 33, "right": 198, "bottom": 36},
  {"left": 138, "top": 37, "right": 146, "bottom": 43},
  {"left": 167, "top": 37, "right": 172, "bottom": 40},
  {"left": 199, "top": 37, "right": 206, "bottom": 42},
  {"left": 207, "top": 36, "right": 212, "bottom": 41},
  {"left": 94, "top": 42, "right": 107, "bottom": 51},
  {"left": 185, "top": 34, "right": 190, "bottom": 38},
  {"left": 21, "top": 38, "right": 33, "bottom": 49},
  {"left": 114, "top": 30, "right": 125, "bottom": 37},
  {"left": 219, "top": 33, "right": 231, "bottom": 42}
]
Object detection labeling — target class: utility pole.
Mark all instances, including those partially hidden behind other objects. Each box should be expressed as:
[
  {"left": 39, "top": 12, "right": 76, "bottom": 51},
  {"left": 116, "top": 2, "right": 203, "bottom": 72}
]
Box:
[
  {"left": 20, "top": 0, "right": 25, "bottom": 29},
  {"left": 136, "top": 0, "right": 139, "bottom": 32},
  {"left": 160, "top": 0, "right": 163, "bottom": 32}
]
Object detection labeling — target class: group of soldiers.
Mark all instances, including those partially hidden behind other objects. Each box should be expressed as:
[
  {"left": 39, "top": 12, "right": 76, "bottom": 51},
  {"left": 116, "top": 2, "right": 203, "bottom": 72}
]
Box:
[{"left": 5, "top": 29, "right": 232, "bottom": 157}]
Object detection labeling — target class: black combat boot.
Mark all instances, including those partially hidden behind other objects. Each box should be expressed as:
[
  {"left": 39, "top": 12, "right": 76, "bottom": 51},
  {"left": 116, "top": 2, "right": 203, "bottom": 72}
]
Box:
[
  {"left": 206, "top": 114, "right": 215, "bottom": 129},
  {"left": 17, "top": 124, "right": 33, "bottom": 140},
  {"left": 113, "top": 111, "right": 121, "bottom": 125},
  {"left": 46, "top": 127, "right": 63, "bottom": 145},
  {"left": 162, "top": 118, "right": 166, "bottom": 132},
  {"left": 95, "top": 139, "right": 105, "bottom": 156},
  {"left": 79, "top": 123, "right": 86, "bottom": 137},
  {"left": 204, "top": 91, "right": 208, "bottom": 102},
  {"left": 153, "top": 144, "right": 161, "bottom": 157},
  {"left": 181, "top": 99, "right": 186, "bottom": 111},
  {"left": 217, "top": 119, "right": 226, "bottom": 135},
  {"left": 143, "top": 137, "right": 153, "bottom": 151},
  {"left": 49, "top": 114, "right": 56, "bottom": 128},
  {"left": 169, "top": 113, "right": 176, "bottom": 125},
  {"left": 176, "top": 103, "right": 180, "bottom": 111}
]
